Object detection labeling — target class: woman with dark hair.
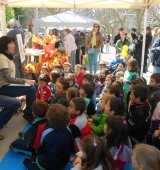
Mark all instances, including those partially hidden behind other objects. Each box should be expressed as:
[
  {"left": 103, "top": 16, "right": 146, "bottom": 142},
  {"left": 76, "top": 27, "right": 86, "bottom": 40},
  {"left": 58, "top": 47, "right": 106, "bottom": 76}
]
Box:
[
  {"left": 86, "top": 23, "right": 103, "bottom": 74},
  {"left": 0, "top": 36, "right": 37, "bottom": 124},
  {"left": 63, "top": 28, "right": 77, "bottom": 72},
  {"left": 115, "top": 31, "right": 131, "bottom": 54},
  {"left": 136, "top": 26, "right": 152, "bottom": 73},
  {"left": 51, "top": 28, "right": 60, "bottom": 48}
]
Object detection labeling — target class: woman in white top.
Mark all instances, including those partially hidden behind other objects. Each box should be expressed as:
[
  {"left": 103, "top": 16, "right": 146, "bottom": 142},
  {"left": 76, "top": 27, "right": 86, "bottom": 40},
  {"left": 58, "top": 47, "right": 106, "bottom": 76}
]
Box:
[{"left": 63, "top": 28, "right": 77, "bottom": 72}]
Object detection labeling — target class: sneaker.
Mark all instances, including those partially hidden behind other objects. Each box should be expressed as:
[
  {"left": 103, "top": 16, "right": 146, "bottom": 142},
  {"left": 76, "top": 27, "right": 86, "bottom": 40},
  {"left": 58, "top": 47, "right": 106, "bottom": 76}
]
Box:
[
  {"left": 18, "top": 132, "right": 24, "bottom": 139},
  {"left": 23, "top": 113, "right": 35, "bottom": 124},
  {"left": 9, "top": 145, "right": 15, "bottom": 153}
]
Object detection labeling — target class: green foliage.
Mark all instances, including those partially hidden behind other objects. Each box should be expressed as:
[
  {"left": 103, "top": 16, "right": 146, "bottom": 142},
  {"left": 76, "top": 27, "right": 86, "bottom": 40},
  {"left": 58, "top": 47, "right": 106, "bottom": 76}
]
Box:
[
  {"left": 6, "top": 7, "right": 15, "bottom": 26},
  {"left": 14, "top": 8, "right": 25, "bottom": 24}
]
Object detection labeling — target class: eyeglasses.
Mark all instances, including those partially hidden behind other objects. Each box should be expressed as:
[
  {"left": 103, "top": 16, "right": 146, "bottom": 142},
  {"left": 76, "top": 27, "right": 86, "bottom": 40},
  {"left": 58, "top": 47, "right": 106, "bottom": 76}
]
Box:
[{"left": 94, "top": 25, "right": 98, "bottom": 28}]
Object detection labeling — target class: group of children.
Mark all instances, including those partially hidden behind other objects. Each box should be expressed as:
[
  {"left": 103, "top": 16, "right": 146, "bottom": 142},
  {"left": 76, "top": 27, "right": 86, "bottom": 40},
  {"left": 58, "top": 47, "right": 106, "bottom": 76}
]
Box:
[{"left": 8, "top": 55, "right": 160, "bottom": 170}]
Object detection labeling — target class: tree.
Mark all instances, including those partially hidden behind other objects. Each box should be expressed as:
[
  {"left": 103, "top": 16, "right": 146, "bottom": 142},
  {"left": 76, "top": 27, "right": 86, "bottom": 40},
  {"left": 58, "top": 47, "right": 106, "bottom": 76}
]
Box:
[
  {"left": 13, "top": 8, "right": 25, "bottom": 24},
  {"left": 6, "top": 7, "right": 15, "bottom": 26}
]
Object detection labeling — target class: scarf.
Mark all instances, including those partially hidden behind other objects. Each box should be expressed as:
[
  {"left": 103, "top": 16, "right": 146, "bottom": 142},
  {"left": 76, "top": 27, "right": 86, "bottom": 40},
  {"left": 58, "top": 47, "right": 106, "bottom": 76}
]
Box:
[
  {"left": 91, "top": 31, "right": 97, "bottom": 48},
  {"left": 1, "top": 51, "right": 13, "bottom": 60}
]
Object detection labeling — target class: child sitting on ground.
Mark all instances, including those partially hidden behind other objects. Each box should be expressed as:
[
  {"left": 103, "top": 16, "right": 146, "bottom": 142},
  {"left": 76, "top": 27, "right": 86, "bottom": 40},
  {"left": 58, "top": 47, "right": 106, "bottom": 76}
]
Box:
[
  {"left": 66, "top": 87, "right": 80, "bottom": 101},
  {"left": 54, "top": 64, "right": 64, "bottom": 77},
  {"left": 63, "top": 62, "right": 72, "bottom": 78},
  {"left": 36, "top": 74, "right": 52, "bottom": 102},
  {"left": 74, "top": 64, "right": 84, "bottom": 88},
  {"left": 49, "top": 71, "right": 60, "bottom": 95},
  {"left": 93, "top": 74, "right": 101, "bottom": 96},
  {"left": 113, "top": 62, "right": 126, "bottom": 75},
  {"left": 79, "top": 84, "right": 94, "bottom": 108},
  {"left": 126, "top": 84, "right": 152, "bottom": 147},
  {"left": 68, "top": 97, "right": 92, "bottom": 152},
  {"left": 104, "top": 115, "right": 132, "bottom": 170},
  {"left": 67, "top": 73, "right": 79, "bottom": 89},
  {"left": 81, "top": 66, "right": 87, "bottom": 74},
  {"left": 88, "top": 94, "right": 114, "bottom": 136},
  {"left": 23, "top": 103, "right": 72, "bottom": 170},
  {"left": 10, "top": 100, "right": 49, "bottom": 155},
  {"left": 72, "top": 136, "right": 116, "bottom": 170},
  {"left": 96, "top": 61, "right": 106, "bottom": 77},
  {"left": 40, "top": 66, "right": 50, "bottom": 84},
  {"left": 50, "top": 77, "right": 69, "bottom": 107}
]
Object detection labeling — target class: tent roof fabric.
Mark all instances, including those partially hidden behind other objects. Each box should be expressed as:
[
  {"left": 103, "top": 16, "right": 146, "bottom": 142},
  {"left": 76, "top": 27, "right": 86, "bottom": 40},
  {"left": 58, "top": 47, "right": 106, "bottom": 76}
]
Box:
[
  {"left": 1, "top": 0, "right": 160, "bottom": 8},
  {"left": 33, "top": 11, "right": 99, "bottom": 28}
]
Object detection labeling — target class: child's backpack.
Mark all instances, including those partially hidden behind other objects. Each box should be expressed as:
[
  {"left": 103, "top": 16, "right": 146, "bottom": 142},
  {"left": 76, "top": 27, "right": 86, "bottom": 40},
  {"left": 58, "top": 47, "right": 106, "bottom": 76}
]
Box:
[{"left": 114, "top": 144, "right": 132, "bottom": 170}]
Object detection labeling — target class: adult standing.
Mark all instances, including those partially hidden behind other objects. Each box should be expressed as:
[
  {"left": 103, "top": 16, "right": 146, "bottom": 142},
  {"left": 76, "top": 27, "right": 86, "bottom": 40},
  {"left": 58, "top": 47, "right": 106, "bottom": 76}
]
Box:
[
  {"left": 72, "top": 28, "right": 82, "bottom": 64},
  {"left": 63, "top": 28, "right": 77, "bottom": 72},
  {"left": 86, "top": 23, "right": 103, "bottom": 74},
  {"left": 147, "top": 27, "right": 159, "bottom": 71},
  {"left": 7, "top": 19, "right": 25, "bottom": 78},
  {"left": 115, "top": 31, "right": 131, "bottom": 54},
  {"left": 151, "top": 28, "right": 160, "bottom": 73},
  {"left": 136, "top": 26, "right": 152, "bottom": 73},
  {"left": 0, "top": 36, "right": 37, "bottom": 124},
  {"left": 0, "top": 95, "right": 21, "bottom": 140},
  {"left": 113, "top": 27, "right": 123, "bottom": 46},
  {"left": 106, "top": 34, "right": 111, "bottom": 53},
  {"left": 80, "top": 32, "right": 87, "bottom": 64}
]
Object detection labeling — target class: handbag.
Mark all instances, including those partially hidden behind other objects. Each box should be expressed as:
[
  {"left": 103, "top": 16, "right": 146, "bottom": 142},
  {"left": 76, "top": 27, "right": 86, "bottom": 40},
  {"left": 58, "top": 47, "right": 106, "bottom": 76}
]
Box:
[
  {"left": 128, "top": 43, "right": 136, "bottom": 53},
  {"left": 85, "top": 54, "right": 90, "bottom": 66},
  {"left": 88, "top": 48, "right": 95, "bottom": 54}
]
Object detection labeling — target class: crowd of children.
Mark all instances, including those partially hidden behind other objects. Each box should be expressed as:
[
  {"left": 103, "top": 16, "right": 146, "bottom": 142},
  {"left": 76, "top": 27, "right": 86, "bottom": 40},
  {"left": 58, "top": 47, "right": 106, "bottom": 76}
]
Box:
[{"left": 7, "top": 54, "right": 160, "bottom": 170}]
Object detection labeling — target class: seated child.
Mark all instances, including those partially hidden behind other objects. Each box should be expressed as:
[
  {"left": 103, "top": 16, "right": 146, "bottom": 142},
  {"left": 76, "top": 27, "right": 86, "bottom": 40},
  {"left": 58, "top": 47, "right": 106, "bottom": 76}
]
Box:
[
  {"left": 54, "top": 64, "right": 64, "bottom": 77},
  {"left": 104, "top": 115, "right": 132, "bottom": 170},
  {"left": 40, "top": 66, "right": 50, "bottom": 84},
  {"left": 72, "top": 136, "right": 116, "bottom": 170},
  {"left": 67, "top": 73, "right": 79, "bottom": 89},
  {"left": 63, "top": 62, "right": 72, "bottom": 78},
  {"left": 100, "top": 69, "right": 110, "bottom": 92},
  {"left": 80, "top": 84, "right": 94, "bottom": 108},
  {"left": 96, "top": 61, "right": 106, "bottom": 77},
  {"left": 93, "top": 74, "right": 101, "bottom": 96},
  {"left": 88, "top": 94, "right": 114, "bottom": 136},
  {"left": 153, "top": 124, "right": 160, "bottom": 150},
  {"left": 74, "top": 64, "right": 84, "bottom": 88},
  {"left": 66, "top": 87, "right": 80, "bottom": 101},
  {"left": 36, "top": 74, "right": 52, "bottom": 102},
  {"left": 107, "top": 54, "right": 124, "bottom": 70},
  {"left": 10, "top": 100, "right": 49, "bottom": 155},
  {"left": 68, "top": 97, "right": 92, "bottom": 152},
  {"left": 126, "top": 84, "right": 152, "bottom": 147},
  {"left": 115, "top": 71, "right": 124, "bottom": 82},
  {"left": 107, "top": 84, "right": 124, "bottom": 102},
  {"left": 113, "top": 62, "right": 126, "bottom": 75},
  {"left": 103, "top": 74, "right": 116, "bottom": 92},
  {"left": 50, "top": 77, "right": 69, "bottom": 107},
  {"left": 49, "top": 71, "right": 60, "bottom": 95},
  {"left": 81, "top": 66, "right": 87, "bottom": 74},
  {"left": 23, "top": 103, "right": 72, "bottom": 170},
  {"left": 82, "top": 74, "right": 96, "bottom": 116},
  {"left": 148, "top": 73, "right": 160, "bottom": 113}
]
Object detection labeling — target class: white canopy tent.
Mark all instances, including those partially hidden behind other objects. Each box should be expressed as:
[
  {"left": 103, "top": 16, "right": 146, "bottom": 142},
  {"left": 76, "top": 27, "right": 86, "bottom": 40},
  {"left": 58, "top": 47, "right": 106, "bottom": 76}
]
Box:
[
  {"left": 32, "top": 11, "right": 99, "bottom": 34},
  {"left": 0, "top": 0, "right": 160, "bottom": 75}
]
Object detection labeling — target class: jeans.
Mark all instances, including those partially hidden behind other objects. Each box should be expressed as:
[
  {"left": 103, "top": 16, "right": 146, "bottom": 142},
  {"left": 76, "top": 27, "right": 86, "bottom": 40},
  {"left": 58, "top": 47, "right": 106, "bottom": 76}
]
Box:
[
  {"left": 153, "top": 66, "right": 160, "bottom": 73},
  {"left": 88, "top": 49, "right": 99, "bottom": 74},
  {"left": 0, "top": 95, "right": 21, "bottom": 129},
  {"left": 0, "top": 84, "right": 37, "bottom": 117},
  {"left": 69, "top": 50, "right": 76, "bottom": 72}
]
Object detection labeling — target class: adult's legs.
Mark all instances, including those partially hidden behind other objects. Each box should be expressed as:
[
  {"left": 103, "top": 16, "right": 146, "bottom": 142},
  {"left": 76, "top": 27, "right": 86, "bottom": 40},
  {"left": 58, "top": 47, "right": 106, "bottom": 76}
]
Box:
[
  {"left": 69, "top": 50, "right": 76, "bottom": 72},
  {"left": 106, "top": 43, "right": 110, "bottom": 53},
  {"left": 0, "top": 95, "right": 21, "bottom": 129},
  {"left": 0, "top": 84, "right": 37, "bottom": 123},
  {"left": 75, "top": 49, "right": 80, "bottom": 64},
  {"left": 88, "top": 53, "right": 93, "bottom": 73},
  {"left": 93, "top": 50, "right": 100, "bottom": 74}
]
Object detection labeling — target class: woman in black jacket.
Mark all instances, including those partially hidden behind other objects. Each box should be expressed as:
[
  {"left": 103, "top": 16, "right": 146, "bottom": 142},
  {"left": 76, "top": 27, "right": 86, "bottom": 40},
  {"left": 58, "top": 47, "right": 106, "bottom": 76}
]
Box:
[{"left": 135, "top": 26, "right": 152, "bottom": 73}]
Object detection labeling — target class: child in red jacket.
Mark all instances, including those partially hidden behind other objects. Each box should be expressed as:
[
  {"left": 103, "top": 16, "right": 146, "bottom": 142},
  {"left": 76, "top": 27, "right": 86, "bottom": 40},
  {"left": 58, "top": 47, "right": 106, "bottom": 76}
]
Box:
[
  {"left": 36, "top": 74, "right": 52, "bottom": 102},
  {"left": 74, "top": 64, "right": 84, "bottom": 88}
]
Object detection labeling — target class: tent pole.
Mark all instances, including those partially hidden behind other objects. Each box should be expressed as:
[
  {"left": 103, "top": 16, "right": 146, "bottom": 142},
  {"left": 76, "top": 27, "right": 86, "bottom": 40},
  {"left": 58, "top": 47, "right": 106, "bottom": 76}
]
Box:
[
  {"left": 0, "top": 2, "right": 6, "bottom": 36},
  {"left": 140, "top": 6, "right": 148, "bottom": 76}
]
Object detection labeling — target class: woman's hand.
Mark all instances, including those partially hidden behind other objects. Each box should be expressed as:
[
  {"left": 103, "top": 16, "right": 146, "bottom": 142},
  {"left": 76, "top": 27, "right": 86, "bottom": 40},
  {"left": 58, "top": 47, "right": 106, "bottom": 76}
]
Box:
[
  {"left": 73, "top": 157, "right": 82, "bottom": 167},
  {"left": 25, "top": 79, "right": 35, "bottom": 86},
  {"left": 88, "top": 119, "right": 93, "bottom": 124}
]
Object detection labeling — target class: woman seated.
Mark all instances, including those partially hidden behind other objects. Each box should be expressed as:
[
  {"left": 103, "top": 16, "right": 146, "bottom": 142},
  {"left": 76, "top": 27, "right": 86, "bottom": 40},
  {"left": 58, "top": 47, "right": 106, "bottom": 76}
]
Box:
[{"left": 0, "top": 36, "right": 37, "bottom": 129}]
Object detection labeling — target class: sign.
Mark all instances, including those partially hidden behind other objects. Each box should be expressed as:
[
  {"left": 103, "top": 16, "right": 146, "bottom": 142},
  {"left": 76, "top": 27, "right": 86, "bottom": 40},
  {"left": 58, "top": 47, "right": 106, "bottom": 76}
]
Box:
[{"left": 17, "top": 34, "right": 25, "bottom": 62}]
